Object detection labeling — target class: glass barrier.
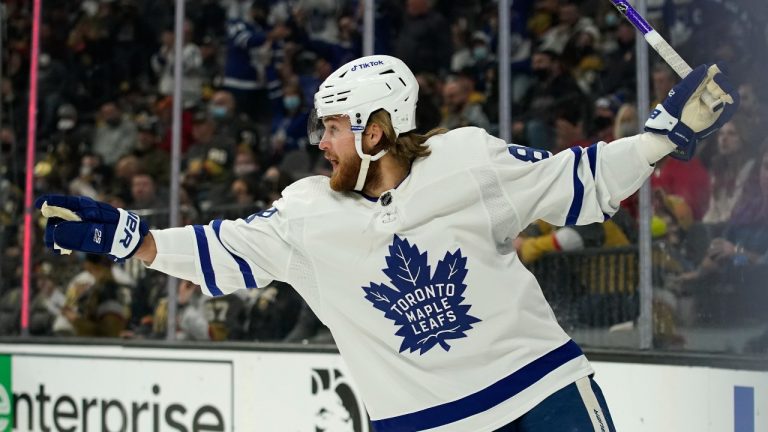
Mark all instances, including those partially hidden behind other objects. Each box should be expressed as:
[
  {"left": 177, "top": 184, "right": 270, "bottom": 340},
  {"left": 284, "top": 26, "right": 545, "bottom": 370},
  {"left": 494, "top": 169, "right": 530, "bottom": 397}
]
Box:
[{"left": 0, "top": 0, "right": 765, "bottom": 358}]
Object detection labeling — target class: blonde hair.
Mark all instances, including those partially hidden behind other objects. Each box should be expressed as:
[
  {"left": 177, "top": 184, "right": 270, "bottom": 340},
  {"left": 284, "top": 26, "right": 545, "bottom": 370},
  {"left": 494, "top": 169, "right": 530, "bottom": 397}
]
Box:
[{"left": 367, "top": 109, "right": 446, "bottom": 165}]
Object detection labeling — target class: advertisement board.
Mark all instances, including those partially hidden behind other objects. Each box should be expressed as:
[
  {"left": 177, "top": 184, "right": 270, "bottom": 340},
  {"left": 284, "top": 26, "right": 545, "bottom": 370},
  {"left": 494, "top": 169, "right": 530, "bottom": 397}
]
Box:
[
  {"left": 0, "top": 348, "right": 233, "bottom": 432},
  {"left": 592, "top": 361, "right": 768, "bottom": 432},
  {"left": 242, "top": 352, "right": 370, "bottom": 432},
  {"left": 0, "top": 343, "right": 765, "bottom": 432}
]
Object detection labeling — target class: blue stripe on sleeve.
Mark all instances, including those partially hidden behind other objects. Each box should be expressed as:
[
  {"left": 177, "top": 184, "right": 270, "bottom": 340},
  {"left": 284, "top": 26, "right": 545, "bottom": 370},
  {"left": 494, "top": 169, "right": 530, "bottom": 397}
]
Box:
[
  {"left": 565, "top": 147, "right": 585, "bottom": 226},
  {"left": 193, "top": 225, "right": 224, "bottom": 297},
  {"left": 587, "top": 143, "right": 598, "bottom": 179},
  {"left": 371, "top": 340, "right": 584, "bottom": 432},
  {"left": 212, "top": 219, "right": 258, "bottom": 289}
]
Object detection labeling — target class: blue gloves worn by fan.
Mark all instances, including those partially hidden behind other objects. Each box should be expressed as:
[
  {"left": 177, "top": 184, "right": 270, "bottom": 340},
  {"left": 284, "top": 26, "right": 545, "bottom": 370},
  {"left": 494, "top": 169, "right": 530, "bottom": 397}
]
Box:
[
  {"left": 35, "top": 195, "right": 149, "bottom": 261},
  {"left": 645, "top": 64, "right": 739, "bottom": 160}
]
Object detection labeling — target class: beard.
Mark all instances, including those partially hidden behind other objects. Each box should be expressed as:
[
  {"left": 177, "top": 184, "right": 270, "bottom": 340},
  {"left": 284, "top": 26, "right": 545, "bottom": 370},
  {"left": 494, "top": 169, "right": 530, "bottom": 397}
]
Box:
[{"left": 329, "top": 152, "right": 381, "bottom": 193}]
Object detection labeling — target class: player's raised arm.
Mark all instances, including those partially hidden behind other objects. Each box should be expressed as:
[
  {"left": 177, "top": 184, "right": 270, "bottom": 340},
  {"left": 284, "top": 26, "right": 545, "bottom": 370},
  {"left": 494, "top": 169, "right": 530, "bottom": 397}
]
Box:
[{"left": 493, "top": 63, "right": 738, "bottom": 229}]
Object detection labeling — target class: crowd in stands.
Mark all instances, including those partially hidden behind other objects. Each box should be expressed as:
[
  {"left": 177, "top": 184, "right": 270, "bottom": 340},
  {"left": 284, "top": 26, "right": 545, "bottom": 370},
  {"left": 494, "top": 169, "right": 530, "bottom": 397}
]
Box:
[{"left": 0, "top": 0, "right": 766, "bottom": 353}]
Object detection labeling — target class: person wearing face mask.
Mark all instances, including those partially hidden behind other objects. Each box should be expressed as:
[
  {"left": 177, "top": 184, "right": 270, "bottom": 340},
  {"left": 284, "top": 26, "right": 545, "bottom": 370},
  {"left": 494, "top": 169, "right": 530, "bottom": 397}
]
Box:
[
  {"left": 68, "top": 153, "right": 104, "bottom": 199},
  {"left": 269, "top": 80, "right": 310, "bottom": 166},
  {"left": 207, "top": 90, "right": 262, "bottom": 158},
  {"left": 92, "top": 101, "right": 138, "bottom": 165},
  {"left": 461, "top": 31, "right": 498, "bottom": 98},
  {"left": 514, "top": 49, "right": 586, "bottom": 150}
]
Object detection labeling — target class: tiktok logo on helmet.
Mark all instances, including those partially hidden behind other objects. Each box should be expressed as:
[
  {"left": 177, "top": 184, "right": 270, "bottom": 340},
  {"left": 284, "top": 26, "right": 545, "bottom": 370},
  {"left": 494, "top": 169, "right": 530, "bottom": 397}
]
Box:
[{"left": 351, "top": 60, "right": 384, "bottom": 72}]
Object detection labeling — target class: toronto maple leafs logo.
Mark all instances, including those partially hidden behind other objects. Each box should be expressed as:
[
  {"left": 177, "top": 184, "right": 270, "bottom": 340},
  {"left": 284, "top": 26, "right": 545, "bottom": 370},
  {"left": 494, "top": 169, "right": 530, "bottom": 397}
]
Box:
[{"left": 362, "top": 235, "right": 481, "bottom": 355}]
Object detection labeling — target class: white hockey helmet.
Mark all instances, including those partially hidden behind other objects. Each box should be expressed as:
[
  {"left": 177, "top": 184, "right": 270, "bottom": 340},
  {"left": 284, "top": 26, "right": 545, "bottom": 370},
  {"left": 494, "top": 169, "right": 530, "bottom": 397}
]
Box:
[{"left": 308, "top": 55, "right": 419, "bottom": 191}]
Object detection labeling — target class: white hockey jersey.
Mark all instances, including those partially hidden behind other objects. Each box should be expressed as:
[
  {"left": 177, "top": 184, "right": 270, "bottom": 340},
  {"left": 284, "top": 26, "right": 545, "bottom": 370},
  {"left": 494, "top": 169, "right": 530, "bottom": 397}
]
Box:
[{"left": 148, "top": 127, "right": 655, "bottom": 431}]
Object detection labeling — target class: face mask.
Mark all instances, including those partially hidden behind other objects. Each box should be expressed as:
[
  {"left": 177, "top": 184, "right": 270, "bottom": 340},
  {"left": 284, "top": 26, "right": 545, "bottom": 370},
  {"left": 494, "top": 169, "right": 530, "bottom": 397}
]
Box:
[
  {"left": 472, "top": 46, "right": 488, "bottom": 61},
  {"left": 106, "top": 118, "right": 121, "bottom": 128},
  {"left": 209, "top": 105, "right": 229, "bottom": 119},
  {"left": 80, "top": 165, "right": 92, "bottom": 177},
  {"left": 593, "top": 116, "right": 613, "bottom": 131},
  {"left": 283, "top": 96, "right": 300, "bottom": 112},
  {"left": 57, "top": 119, "right": 75, "bottom": 131}
]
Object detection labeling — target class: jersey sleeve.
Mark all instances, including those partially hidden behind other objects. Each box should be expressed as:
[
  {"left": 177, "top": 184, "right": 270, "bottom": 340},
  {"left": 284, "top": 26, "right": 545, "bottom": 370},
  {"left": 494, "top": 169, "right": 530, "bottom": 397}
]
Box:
[
  {"left": 488, "top": 133, "right": 655, "bottom": 229},
  {"left": 147, "top": 206, "right": 293, "bottom": 298}
]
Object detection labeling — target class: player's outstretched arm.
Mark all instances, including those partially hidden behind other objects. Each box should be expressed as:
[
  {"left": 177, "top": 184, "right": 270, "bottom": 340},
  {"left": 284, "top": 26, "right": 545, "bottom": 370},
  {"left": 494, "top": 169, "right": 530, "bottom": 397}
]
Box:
[
  {"left": 642, "top": 63, "right": 739, "bottom": 162},
  {"left": 133, "top": 232, "right": 157, "bottom": 264},
  {"left": 35, "top": 195, "right": 149, "bottom": 262},
  {"left": 36, "top": 194, "right": 288, "bottom": 297}
]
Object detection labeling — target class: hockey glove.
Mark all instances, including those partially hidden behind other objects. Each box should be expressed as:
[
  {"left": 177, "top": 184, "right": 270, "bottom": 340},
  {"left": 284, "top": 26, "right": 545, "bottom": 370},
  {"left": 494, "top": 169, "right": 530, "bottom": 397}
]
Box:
[
  {"left": 35, "top": 195, "right": 149, "bottom": 261},
  {"left": 645, "top": 64, "right": 739, "bottom": 160}
]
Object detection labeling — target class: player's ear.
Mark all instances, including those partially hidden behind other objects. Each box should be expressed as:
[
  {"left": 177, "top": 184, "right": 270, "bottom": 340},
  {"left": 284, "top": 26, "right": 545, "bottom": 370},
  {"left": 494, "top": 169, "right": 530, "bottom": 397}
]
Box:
[{"left": 364, "top": 122, "right": 383, "bottom": 150}]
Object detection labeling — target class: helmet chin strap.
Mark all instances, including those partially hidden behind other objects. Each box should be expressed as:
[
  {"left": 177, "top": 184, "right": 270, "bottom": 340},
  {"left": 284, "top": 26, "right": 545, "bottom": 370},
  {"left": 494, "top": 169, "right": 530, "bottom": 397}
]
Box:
[{"left": 353, "top": 132, "right": 387, "bottom": 192}]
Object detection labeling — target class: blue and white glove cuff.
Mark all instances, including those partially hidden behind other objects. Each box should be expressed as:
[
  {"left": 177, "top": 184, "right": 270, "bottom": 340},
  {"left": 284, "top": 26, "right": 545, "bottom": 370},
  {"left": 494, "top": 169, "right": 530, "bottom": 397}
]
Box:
[
  {"left": 645, "top": 104, "right": 696, "bottom": 155},
  {"left": 110, "top": 208, "right": 144, "bottom": 259}
]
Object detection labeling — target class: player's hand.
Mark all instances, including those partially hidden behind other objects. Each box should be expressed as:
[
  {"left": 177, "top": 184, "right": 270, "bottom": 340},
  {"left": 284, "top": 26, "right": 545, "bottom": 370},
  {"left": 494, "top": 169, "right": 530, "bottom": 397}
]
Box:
[
  {"left": 645, "top": 64, "right": 739, "bottom": 160},
  {"left": 35, "top": 195, "right": 149, "bottom": 261}
]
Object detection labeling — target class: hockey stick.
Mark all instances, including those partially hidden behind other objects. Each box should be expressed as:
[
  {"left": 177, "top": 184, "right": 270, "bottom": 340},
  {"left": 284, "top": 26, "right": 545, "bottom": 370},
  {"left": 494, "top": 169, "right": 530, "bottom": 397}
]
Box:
[{"left": 610, "top": 0, "right": 720, "bottom": 111}]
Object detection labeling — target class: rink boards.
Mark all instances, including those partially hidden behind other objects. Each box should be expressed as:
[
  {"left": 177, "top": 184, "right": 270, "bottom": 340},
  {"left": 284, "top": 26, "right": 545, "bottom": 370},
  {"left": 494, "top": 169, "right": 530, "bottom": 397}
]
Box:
[{"left": 0, "top": 342, "right": 765, "bottom": 432}]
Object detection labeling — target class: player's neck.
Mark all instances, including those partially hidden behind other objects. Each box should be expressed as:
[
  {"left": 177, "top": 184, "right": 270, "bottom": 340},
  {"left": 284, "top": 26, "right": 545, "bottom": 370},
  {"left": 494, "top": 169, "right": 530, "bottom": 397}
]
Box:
[{"left": 362, "top": 154, "right": 409, "bottom": 197}]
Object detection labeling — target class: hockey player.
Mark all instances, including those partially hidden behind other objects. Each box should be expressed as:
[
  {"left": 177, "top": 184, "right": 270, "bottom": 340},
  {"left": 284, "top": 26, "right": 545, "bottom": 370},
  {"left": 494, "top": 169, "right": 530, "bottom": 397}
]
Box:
[{"left": 37, "top": 55, "right": 737, "bottom": 431}]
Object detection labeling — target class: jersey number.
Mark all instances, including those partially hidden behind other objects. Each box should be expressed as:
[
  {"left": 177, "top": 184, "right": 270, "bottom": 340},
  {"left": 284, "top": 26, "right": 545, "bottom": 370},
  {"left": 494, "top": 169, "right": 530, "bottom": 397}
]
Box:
[
  {"left": 245, "top": 207, "right": 277, "bottom": 223},
  {"left": 507, "top": 144, "right": 550, "bottom": 163}
]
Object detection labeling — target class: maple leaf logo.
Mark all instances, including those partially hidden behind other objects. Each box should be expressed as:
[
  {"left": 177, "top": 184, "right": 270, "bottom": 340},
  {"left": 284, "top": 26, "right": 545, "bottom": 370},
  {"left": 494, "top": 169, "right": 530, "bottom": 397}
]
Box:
[{"left": 362, "top": 235, "right": 482, "bottom": 355}]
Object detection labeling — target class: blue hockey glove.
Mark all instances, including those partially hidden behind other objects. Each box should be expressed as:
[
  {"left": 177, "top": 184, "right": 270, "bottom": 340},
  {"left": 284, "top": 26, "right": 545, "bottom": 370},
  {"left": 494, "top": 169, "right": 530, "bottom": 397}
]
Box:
[
  {"left": 35, "top": 195, "right": 149, "bottom": 261},
  {"left": 645, "top": 64, "right": 739, "bottom": 160}
]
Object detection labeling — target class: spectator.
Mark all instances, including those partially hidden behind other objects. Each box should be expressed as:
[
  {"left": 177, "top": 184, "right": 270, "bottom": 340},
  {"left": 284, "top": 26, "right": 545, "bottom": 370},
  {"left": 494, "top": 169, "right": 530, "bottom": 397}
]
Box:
[
  {"left": 515, "top": 49, "right": 585, "bottom": 150},
  {"left": 150, "top": 21, "right": 204, "bottom": 108},
  {"left": 247, "top": 281, "right": 303, "bottom": 342},
  {"left": 151, "top": 280, "right": 247, "bottom": 341},
  {"left": 553, "top": 103, "right": 592, "bottom": 152},
  {"left": 702, "top": 121, "right": 756, "bottom": 223},
  {"left": 132, "top": 115, "right": 170, "bottom": 184},
  {"left": 678, "top": 148, "right": 768, "bottom": 325},
  {"left": 204, "top": 292, "right": 248, "bottom": 341},
  {"left": 62, "top": 255, "right": 130, "bottom": 338},
  {"left": 156, "top": 96, "right": 195, "bottom": 155},
  {"left": 92, "top": 101, "right": 137, "bottom": 165},
  {"left": 269, "top": 80, "right": 310, "bottom": 164},
  {"left": 652, "top": 155, "right": 711, "bottom": 221},
  {"left": 414, "top": 73, "right": 443, "bottom": 134},
  {"left": 394, "top": 0, "right": 452, "bottom": 75},
  {"left": 68, "top": 153, "right": 107, "bottom": 199},
  {"left": 439, "top": 78, "right": 490, "bottom": 131},
  {"left": 29, "top": 268, "right": 67, "bottom": 336},
  {"left": 229, "top": 175, "right": 261, "bottom": 207},
  {"left": 129, "top": 173, "right": 164, "bottom": 210},
  {"left": 260, "top": 166, "right": 294, "bottom": 205},
  {"left": 592, "top": 96, "right": 618, "bottom": 143},
  {"left": 208, "top": 90, "right": 261, "bottom": 156},
  {"left": 151, "top": 280, "right": 210, "bottom": 340},
  {"left": 184, "top": 113, "right": 236, "bottom": 206},
  {"left": 223, "top": 2, "right": 288, "bottom": 123},
  {"left": 538, "top": 1, "right": 599, "bottom": 55},
  {"left": 111, "top": 154, "right": 141, "bottom": 203},
  {"left": 600, "top": 20, "right": 636, "bottom": 96},
  {"left": 651, "top": 63, "right": 677, "bottom": 106}
]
